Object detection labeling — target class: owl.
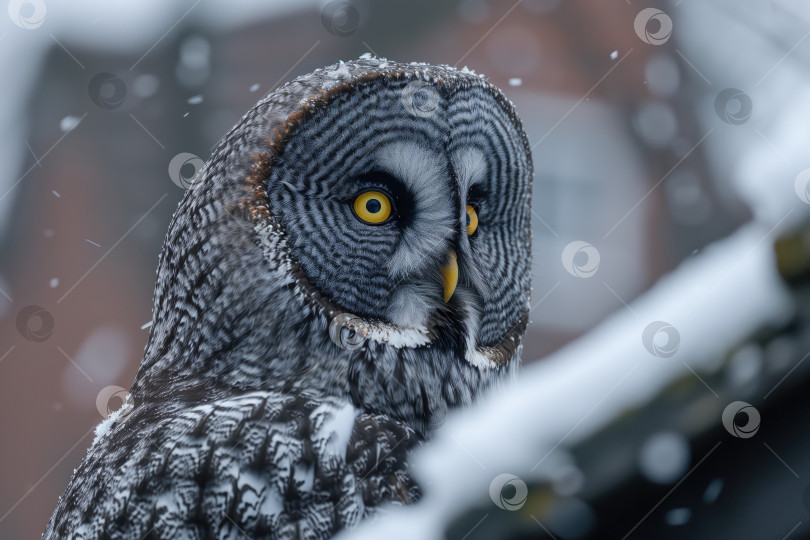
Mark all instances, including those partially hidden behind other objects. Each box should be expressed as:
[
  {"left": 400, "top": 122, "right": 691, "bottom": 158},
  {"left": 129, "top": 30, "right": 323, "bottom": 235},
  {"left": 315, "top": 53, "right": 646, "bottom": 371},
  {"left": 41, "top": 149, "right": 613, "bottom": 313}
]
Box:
[{"left": 44, "top": 55, "right": 532, "bottom": 539}]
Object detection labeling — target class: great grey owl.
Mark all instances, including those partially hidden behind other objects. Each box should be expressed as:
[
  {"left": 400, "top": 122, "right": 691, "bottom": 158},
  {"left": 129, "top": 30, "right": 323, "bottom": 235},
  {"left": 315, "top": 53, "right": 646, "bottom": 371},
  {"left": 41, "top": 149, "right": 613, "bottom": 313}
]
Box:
[{"left": 45, "top": 55, "right": 532, "bottom": 539}]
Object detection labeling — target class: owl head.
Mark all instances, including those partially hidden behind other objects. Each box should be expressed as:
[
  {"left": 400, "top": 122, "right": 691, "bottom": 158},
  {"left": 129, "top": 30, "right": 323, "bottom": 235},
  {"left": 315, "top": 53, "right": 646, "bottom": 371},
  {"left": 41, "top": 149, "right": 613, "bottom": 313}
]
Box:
[{"left": 135, "top": 56, "right": 532, "bottom": 435}]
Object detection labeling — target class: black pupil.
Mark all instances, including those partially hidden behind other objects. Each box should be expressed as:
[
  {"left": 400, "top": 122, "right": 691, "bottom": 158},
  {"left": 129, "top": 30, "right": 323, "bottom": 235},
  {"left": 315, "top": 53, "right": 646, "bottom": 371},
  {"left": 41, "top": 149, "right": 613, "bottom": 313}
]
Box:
[
  {"left": 366, "top": 198, "right": 382, "bottom": 213},
  {"left": 466, "top": 211, "right": 471, "bottom": 227}
]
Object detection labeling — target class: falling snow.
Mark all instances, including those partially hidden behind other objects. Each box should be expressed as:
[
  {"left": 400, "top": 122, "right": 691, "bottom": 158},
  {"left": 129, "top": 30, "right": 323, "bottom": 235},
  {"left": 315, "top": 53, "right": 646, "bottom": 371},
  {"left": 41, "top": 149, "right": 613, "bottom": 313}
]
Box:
[
  {"left": 85, "top": 238, "right": 101, "bottom": 247},
  {"left": 60, "top": 115, "right": 82, "bottom": 132},
  {"left": 250, "top": 83, "right": 260, "bottom": 92},
  {"left": 49, "top": 278, "right": 59, "bottom": 288},
  {"left": 133, "top": 74, "right": 160, "bottom": 98},
  {"left": 187, "top": 95, "right": 203, "bottom": 105},
  {"left": 665, "top": 508, "right": 691, "bottom": 526},
  {"left": 508, "top": 78, "right": 522, "bottom": 87},
  {"left": 52, "top": 190, "right": 60, "bottom": 198},
  {"left": 610, "top": 50, "right": 619, "bottom": 60},
  {"left": 703, "top": 478, "right": 724, "bottom": 504}
]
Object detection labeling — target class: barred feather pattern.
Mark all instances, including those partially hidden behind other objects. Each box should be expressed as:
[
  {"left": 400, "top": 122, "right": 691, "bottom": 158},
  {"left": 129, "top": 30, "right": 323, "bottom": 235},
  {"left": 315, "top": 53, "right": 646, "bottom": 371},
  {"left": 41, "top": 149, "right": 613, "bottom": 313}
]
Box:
[
  {"left": 45, "top": 55, "right": 532, "bottom": 539},
  {"left": 45, "top": 393, "right": 420, "bottom": 539}
]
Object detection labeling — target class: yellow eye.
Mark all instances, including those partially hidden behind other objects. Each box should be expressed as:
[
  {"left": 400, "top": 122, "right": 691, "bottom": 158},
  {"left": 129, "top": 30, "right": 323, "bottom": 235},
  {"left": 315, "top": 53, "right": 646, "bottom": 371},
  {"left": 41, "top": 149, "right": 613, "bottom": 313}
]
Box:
[
  {"left": 353, "top": 190, "right": 393, "bottom": 224},
  {"left": 465, "top": 205, "right": 478, "bottom": 235}
]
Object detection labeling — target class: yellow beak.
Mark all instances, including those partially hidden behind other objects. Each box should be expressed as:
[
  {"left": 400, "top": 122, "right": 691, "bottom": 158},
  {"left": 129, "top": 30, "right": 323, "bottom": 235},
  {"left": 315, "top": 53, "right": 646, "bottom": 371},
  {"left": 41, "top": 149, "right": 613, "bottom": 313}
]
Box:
[{"left": 440, "top": 250, "right": 458, "bottom": 302}]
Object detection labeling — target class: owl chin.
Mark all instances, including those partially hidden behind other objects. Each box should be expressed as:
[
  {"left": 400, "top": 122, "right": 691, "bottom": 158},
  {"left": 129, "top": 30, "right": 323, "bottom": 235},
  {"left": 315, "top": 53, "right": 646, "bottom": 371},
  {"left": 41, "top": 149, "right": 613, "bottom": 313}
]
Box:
[{"left": 326, "top": 280, "right": 525, "bottom": 371}]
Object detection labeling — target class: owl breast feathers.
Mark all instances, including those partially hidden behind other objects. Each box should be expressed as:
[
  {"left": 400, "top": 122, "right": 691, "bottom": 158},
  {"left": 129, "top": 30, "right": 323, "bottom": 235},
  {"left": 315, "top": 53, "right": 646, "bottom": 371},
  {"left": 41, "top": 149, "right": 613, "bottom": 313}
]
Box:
[
  {"left": 45, "top": 392, "right": 420, "bottom": 538},
  {"left": 45, "top": 55, "right": 532, "bottom": 539}
]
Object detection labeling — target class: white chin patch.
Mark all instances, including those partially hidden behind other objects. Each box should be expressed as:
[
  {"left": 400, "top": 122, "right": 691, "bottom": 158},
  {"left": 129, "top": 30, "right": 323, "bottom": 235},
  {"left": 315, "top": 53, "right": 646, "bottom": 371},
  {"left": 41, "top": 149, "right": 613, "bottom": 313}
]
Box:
[
  {"left": 454, "top": 287, "right": 497, "bottom": 370},
  {"left": 367, "top": 324, "right": 432, "bottom": 348},
  {"left": 377, "top": 284, "right": 497, "bottom": 370}
]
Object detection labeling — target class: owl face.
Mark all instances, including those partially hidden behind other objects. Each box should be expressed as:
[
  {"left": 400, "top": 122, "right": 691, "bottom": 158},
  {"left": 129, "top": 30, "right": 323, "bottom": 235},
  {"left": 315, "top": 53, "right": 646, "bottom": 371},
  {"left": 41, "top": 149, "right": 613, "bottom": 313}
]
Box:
[
  {"left": 133, "top": 58, "right": 532, "bottom": 434},
  {"left": 265, "top": 73, "right": 532, "bottom": 368}
]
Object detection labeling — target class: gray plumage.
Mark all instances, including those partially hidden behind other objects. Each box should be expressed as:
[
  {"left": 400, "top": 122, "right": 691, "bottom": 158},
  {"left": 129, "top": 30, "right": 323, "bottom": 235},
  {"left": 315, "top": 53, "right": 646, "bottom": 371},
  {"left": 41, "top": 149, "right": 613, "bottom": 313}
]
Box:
[{"left": 45, "top": 55, "right": 533, "bottom": 539}]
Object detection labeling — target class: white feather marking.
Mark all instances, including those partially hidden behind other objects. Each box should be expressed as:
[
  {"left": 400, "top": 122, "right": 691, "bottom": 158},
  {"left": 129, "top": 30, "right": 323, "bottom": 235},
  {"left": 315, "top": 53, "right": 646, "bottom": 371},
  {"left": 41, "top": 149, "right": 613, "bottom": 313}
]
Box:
[
  {"left": 368, "top": 323, "right": 431, "bottom": 348},
  {"left": 259, "top": 483, "right": 285, "bottom": 518},
  {"left": 155, "top": 491, "right": 178, "bottom": 515},
  {"left": 238, "top": 471, "right": 268, "bottom": 521},
  {"left": 456, "top": 287, "right": 497, "bottom": 370},
  {"left": 312, "top": 401, "right": 357, "bottom": 454}
]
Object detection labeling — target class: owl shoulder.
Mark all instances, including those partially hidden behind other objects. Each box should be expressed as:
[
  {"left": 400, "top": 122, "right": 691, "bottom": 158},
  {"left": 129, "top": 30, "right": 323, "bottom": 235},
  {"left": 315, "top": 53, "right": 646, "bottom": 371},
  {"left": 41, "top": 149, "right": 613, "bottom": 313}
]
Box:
[{"left": 45, "top": 391, "right": 421, "bottom": 539}]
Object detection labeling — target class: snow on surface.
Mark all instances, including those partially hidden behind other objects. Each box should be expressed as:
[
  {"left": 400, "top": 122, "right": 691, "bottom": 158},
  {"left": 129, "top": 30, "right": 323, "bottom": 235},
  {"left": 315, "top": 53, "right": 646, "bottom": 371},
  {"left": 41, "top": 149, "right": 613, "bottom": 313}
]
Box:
[
  {"left": 91, "top": 404, "right": 125, "bottom": 446},
  {"left": 320, "top": 60, "right": 352, "bottom": 91}
]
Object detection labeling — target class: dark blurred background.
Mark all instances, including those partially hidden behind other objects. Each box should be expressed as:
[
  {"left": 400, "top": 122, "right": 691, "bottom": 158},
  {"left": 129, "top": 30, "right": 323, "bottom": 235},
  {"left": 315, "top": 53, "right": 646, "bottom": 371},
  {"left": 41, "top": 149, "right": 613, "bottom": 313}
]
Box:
[{"left": 1, "top": 0, "right": 809, "bottom": 538}]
